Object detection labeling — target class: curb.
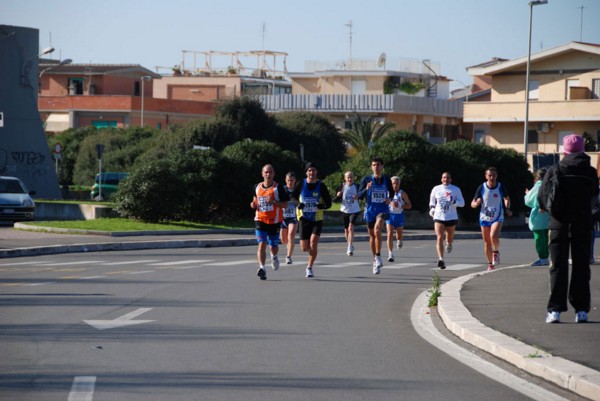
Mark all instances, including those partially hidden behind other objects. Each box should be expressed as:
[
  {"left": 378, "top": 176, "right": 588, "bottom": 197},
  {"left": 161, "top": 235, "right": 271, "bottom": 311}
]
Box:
[{"left": 437, "top": 267, "right": 600, "bottom": 401}]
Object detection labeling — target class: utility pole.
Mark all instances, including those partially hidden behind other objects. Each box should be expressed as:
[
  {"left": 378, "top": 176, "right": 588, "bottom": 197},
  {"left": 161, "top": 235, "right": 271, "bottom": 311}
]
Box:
[
  {"left": 345, "top": 20, "right": 353, "bottom": 70},
  {"left": 579, "top": 5, "right": 584, "bottom": 41}
]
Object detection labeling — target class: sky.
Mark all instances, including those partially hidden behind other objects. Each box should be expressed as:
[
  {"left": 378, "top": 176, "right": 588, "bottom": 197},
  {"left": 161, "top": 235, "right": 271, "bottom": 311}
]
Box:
[{"left": 3, "top": 0, "right": 600, "bottom": 90}]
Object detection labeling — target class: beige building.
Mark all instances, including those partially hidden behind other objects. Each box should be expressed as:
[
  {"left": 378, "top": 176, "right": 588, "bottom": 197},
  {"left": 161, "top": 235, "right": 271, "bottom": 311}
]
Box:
[{"left": 464, "top": 42, "right": 600, "bottom": 167}]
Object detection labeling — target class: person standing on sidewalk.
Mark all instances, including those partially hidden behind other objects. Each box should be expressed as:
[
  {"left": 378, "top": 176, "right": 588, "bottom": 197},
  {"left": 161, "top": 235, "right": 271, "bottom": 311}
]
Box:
[
  {"left": 336, "top": 171, "right": 361, "bottom": 257},
  {"left": 358, "top": 157, "right": 394, "bottom": 275},
  {"left": 538, "top": 134, "right": 598, "bottom": 323},
  {"left": 386, "top": 176, "right": 412, "bottom": 263},
  {"left": 471, "top": 167, "right": 512, "bottom": 271},
  {"left": 524, "top": 168, "right": 549, "bottom": 266},
  {"left": 292, "top": 162, "right": 332, "bottom": 278},
  {"left": 280, "top": 172, "right": 299, "bottom": 265},
  {"left": 429, "top": 172, "right": 465, "bottom": 269},
  {"left": 250, "top": 164, "right": 289, "bottom": 281}
]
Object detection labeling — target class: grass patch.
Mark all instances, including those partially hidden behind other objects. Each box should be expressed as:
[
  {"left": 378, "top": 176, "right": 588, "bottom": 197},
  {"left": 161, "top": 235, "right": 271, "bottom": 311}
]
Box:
[{"left": 28, "top": 218, "right": 254, "bottom": 232}]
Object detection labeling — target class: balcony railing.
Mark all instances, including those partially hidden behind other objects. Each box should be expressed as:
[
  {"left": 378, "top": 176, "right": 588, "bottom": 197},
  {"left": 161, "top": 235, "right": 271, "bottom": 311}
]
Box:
[{"left": 255, "top": 94, "right": 462, "bottom": 117}]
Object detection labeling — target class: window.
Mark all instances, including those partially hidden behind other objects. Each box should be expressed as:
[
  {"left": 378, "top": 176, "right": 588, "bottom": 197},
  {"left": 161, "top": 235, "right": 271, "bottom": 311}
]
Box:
[
  {"left": 134, "top": 81, "right": 141, "bottom": 96},
  {"left": 592, "top": 79, "right": 600, "bottom": 100},
  {"left": 566, "top": 79, "right": 579, "bottom": 100},
  {"left": 68, "top": 78, "right": 84, "bottom": 95},
  {"left": 528, "top": 80, "right": 539, "bottom": 100},
  {"left": 474, "top": 129, "right": 485, "bottom": 144},
  {"left": 528, "top": 129, "right": 538, "bottom": 144}
]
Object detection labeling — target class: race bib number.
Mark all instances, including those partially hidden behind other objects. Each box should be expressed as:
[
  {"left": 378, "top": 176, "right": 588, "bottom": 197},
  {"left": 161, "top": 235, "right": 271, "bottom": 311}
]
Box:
[
  {"left": 483, "top": 207, "right": 497, "bottom": 220},
  {"left": 258, "top": 196, "right": 273, "bottom": 212},
  {"left": 343, "top": 196, "right": 354, "bottom": 205},
  {"left": 371, "top": 188, "right": 386, "bottom": 203},
  {"left": 303, "top": 196, "right": 318, "bottom": 213}
]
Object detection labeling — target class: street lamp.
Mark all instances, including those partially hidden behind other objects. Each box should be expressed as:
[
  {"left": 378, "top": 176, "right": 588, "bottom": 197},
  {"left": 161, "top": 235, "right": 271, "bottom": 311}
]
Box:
[
  {"left": 38, "top": 58, "right": 72, "bottom": 93},
  {"left": 523, "top": 0, "right": 548, "bottom": 167},
  {"left": 140, "top": 75, "right": 152, "bottom": 127},
  {"left": 20, "top": 46, "right": 54, "bottom": 87}
]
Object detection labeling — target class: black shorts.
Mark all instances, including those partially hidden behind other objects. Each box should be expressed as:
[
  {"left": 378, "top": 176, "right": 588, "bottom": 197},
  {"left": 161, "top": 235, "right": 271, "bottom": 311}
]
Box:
[
  {"left": 255, "top": 221, "right": 281, "bottom": 235},
  {"left": 299, "top": 219, "right": 323, "bottom": 240},
  {"left": 366, "top": 212, "right": 389, "bottom": 229},
  {"left": 434, "top": 219, "right": 458, "bottom": 227},
  {"left": 343, "top": 212, "right": 360, "bottom": 229}
]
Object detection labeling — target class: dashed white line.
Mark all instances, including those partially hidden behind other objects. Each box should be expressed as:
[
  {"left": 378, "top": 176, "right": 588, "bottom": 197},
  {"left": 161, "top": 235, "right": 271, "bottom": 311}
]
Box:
[
  {"left": 67, "top": 376, "right": 96, "bottom": 401},
  {"left": 100, "top": 260, "right": 161, "bottom": 266},
  {"left": 149, "top": 260, "right": 212, "bottom": 266}
]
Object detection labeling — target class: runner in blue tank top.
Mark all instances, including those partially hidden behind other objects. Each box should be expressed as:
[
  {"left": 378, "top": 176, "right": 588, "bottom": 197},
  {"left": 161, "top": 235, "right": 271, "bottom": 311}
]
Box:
[{"left": 358, "top": 157, "right": 394, "bottom": 274}]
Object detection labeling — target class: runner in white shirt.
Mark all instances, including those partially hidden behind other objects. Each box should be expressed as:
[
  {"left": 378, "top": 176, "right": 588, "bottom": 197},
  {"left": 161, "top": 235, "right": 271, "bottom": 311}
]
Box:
[
  {"left": 429, "top": 172, "right": 465, "bottom": 269},
  {"left": 336, "top": 171, "right": 361, "bottom": 256}
]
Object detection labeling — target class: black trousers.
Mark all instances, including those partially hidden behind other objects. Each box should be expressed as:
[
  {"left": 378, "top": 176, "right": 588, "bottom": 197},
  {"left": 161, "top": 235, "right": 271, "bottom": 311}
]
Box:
[{"left": 547, "top": 224, "right": 592, "bottom": 313}]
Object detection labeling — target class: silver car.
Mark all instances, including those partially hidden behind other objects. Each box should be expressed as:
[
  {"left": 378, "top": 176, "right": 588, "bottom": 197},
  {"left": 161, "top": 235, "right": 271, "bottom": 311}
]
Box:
[{"left": 0, "top": 176, "right": 36, "bottom": 221}]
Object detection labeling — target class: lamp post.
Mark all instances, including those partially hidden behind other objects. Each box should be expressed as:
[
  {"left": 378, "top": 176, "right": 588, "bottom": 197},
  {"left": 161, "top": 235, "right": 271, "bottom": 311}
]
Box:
[
  {"left": 39, "top": 58, "right": 72, "bottom": 93},
  {"left": 20, "top": 46, "right": 54, "bottom": 87},
  {"left": 140, "top": 76, "right": 152, "bottom": 127},
  {"left": 523, "top": 0, "right": 548, "bottom": 167}
]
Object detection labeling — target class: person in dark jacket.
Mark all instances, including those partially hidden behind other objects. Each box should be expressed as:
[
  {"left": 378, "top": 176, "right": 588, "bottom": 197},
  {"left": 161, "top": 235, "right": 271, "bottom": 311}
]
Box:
[{"left": 538, "top": 134, "right": 599, "bottom": 324}]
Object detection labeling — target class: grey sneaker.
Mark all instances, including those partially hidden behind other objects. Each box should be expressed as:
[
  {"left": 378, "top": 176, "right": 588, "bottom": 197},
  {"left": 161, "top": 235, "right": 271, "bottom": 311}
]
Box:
[
  {"left": 305, "top": 267, "right": 314, "bottom": 278},
  {"left": 271, "top": 256, "right": 280, "bottom": 271},
  {"left": 257, "top": 267, "right": 267, "bottom": 280},
  {"left": 445, "top": 242, "right": 452, "bottom": 253},
  {"left": 545, "top": 311, "right": 560, "bottom": 323},
  {"left": 396, "top": 240, "right": 403, "bottom": 250},
  {"left": 575, "top": 311, "right": 588, "bottom": 323}
]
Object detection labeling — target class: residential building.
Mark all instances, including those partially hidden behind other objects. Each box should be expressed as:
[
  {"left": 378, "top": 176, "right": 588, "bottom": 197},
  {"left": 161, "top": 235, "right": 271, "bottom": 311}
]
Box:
[
  {"left": 463, "top": 42, "right": 600, "bottom": 167},
  {"left": 255, "top": 56, "right": 464, "bottom": 143},
  {"left": 38, "top": 62, "right": 214, "bottom": 133}
]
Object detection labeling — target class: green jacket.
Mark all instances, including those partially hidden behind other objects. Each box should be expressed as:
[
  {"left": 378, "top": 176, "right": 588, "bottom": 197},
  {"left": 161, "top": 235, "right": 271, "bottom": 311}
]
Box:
[{"left": 524, "top": 180, "right": 549, "bottom": 231}]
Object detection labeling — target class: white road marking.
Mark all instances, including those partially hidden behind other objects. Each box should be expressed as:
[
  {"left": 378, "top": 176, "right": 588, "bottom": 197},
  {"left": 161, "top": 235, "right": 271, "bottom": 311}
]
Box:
[
  {"left": 0, "top": 261, "right": 48, "bottom": 266},
  {"left": 100, "top": 260, "right": 161, "bottom": 265},
  {"left": 204, "top": 260, "right": 254, "bottom": 266},
  {"left": 80, "top": 276, "right": 106, "bottom": 280},
  {"left": 84, "top": 308, "right": 154, "bottom": 330},
  {"left": 38, "top": 261, "right": 104, "bottom": 266},
  {"left": 384, "top": 262, "right": 427, "bottom": 269},
  {"left": 411, "top": 290, "right": 568, "bottom": 401},
  {"left": 439, "top": 264, "right": 482, "bottom": 271},
  {"left": 149, "top": 260, "right": 212, "bottom": 266},
  {"left": 25, "top": 282, "right": 56, "bottom": 286},
  {"left": 125, "top": 270, "right": 154, "bottom": 275},
  {"left": 67, "top": 376, "right": 96, "bottom": 401}
]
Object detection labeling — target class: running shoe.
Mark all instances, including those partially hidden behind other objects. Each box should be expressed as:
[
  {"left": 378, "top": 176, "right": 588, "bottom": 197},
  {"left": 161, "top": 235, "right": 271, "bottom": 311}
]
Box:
[
  {"left": 372, "top": 262, "right": 381, "bottom": 275},
  {"left": 437, "top": 260, "right": 446, "bottom": 270},
  {"left": 347, "top": 245, "right": 354, "bottom": 256},
  {"left": 530, "top": 259, "right": 545, "bottom": 266},
  {"left": 271, "top": 255, "right": 280, "bottom": 271},
  {"left": 375, "top": 255, "right": 383, "bottom": 268},
  {"left": 446, "top": 242, "right": 452, "bottom": 253},
  {"left": 257, "top": 267, "right": 267, "bottom": 280},
  {"left": 575, "top": 311, "right": 588, "bottom": 323},
  {"left": 492, "top": 251, "right": 500, "bottom": 266},
  {"left": 545, "top": 311, "right": 560, "bottom": 323},
  {"left": 286, "top": 256, "right": 293, "bottom": 265},
  {"left": 397, "top": 240, "right": 403, "bottom": 250},
  {"left": 305, "top": 267, "right": 314, "bottom": 278},
  {"left": 487, "top": 264, "right": 495, "bottom": 271},
  {"left": 388, "top": 252, "right": 394, "bottom": 263}
]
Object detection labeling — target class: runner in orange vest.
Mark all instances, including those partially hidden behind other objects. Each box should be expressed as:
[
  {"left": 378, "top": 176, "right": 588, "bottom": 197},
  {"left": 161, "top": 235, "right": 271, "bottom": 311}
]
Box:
[{"left": 250, "top": 164, "right": 289, "bottom": 280}]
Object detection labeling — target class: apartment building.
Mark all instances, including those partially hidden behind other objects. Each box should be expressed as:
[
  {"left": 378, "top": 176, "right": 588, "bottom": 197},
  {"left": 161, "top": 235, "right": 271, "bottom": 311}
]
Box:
[{"left": 464, "top": 41, "right": 600, "bottom": 167}]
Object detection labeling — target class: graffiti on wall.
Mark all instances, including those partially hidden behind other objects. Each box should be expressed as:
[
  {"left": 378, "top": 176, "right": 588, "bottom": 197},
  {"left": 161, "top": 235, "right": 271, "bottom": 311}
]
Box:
[{"left": 0, "top": 148, "right": 48, "bottom": 177}]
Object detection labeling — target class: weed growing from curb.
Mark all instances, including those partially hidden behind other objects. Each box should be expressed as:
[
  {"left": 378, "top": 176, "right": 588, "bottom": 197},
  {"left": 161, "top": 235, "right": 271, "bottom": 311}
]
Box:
[{"left": 427, "top": 271, "right": 442, "bottom": 307}]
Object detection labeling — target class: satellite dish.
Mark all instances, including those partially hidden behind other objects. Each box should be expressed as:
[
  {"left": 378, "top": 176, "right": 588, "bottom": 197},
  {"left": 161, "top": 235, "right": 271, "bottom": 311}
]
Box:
[{"left": 377, "top": 52, "right": 387, "bottom": 69}]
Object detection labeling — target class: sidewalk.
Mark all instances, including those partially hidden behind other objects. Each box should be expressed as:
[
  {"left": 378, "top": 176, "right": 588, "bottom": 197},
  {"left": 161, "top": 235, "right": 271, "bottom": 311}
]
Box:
[{"left": 1, "top": 225, "right": 599, "bottom": 400}]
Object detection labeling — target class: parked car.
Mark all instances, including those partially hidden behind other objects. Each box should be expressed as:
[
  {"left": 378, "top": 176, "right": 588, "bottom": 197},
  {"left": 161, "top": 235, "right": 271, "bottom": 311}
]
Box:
[
  {"left": 91, "top": 172, "right": 129, "bottom": 200},
  {"left": 0, "top": 176, "right": 36, "bottom": 221}
]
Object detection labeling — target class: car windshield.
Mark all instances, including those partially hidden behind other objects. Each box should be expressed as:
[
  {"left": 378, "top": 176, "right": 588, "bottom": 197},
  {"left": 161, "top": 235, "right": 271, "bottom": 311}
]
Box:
[{"left": 0, "top": 180, "right": 27, "bottom": 194}]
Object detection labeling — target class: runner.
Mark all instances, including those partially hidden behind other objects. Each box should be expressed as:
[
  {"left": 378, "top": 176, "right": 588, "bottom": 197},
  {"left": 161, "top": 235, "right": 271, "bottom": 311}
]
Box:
[
  {"left": 471, "top": 167, "right": 512, "bottom": 271},
  {"left": 386, "top": 176, "right": 412, "bottom": 262},
  {"left": 291, "top": 162, "right": 332, "bottom": 278},
  {"left": 250, "top": 164, "right": 289, "bottom": 280},
  {"left": 429, "top": 172, "right": 465, "bottom": 269},
  {"left": 358, "top": 157, "right": 394, "bottom": 274},
  {"left": 280, "top": 172, "right": 299, "bottom": 264},
  {"left": 336, "top": 171, "right": 361, "bottom": 256}
]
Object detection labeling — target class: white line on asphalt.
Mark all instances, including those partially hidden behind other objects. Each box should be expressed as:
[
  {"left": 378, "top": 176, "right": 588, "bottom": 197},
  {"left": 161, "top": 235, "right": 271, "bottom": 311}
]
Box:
[
  {"left": 321, "top": 262, "right": 365, "bottom": 268},
  {"left": 441, "top": 263, "right": 482, "bottom": 271},
  {"left": 384, "top": 262, "right": 427, "bottom": 269},
  {"left": 410, "top": 290, "right": 568, "bottom": 401},
  {"left": 148, "top": 260, "right": 212, "bottom": 266},
  {"left": 80, "top": 276, "right": 106, "bottom": 280},
  {"left": 67, "top": 376, "right": 96, "bottom": 401},
  {"left": 204, "top": 260, "right": 254, "bottom": 266},
  {"left": 125, "top": 270, "right": 155, "bottom": 275},
  {"left": 0, "top": 261, "right": 48, "bottom": 266},
  {"left": 38, "top": 261, "right": 104, "bottom": 266},
  {"left": 100, "top": 260, "right": 161, "bottom": 265},
  {"left": 25, "top": 282, "right": 56, "bottom": 286}
]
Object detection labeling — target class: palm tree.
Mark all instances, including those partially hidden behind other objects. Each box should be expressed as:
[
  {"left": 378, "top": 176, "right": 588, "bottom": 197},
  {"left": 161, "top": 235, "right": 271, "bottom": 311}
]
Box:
[{"left": 342, "top": 114, "right": 396, "bottom": 152}]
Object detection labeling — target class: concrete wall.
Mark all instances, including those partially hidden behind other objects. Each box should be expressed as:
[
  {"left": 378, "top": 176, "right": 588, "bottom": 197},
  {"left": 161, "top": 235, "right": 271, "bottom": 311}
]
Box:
[
  {"left": 35, "top": 202, "right": 118, "bottom": 220},
  {"left": 0, "top": 25, "right": 62, "bottom": 199}
]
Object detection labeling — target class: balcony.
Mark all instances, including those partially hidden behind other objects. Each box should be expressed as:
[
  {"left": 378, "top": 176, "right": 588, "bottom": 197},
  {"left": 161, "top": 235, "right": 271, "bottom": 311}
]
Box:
[
  {"left": 255, "top": 94, "right": 462, "bottom": 117},
  {"left": 464, "top": 100, "right": 600, "bottom": 123}
]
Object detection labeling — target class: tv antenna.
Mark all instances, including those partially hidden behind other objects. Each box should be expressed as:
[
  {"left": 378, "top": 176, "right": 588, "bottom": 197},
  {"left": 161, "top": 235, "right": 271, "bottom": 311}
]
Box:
[
  {"left": 345, "top": 20, "right": 353, "bottom": 69},
  {"left": 262, "top": 22, "right": 266, "bottom": 50},
  {"left": 578, "top": 5, "right": 584, "bottom": 41},
  {"left": 377, "top": 52, "right": 387, "bottom": 69}
]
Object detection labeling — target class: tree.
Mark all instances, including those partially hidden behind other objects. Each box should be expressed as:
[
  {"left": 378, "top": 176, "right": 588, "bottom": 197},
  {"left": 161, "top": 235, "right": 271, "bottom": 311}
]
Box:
[{"left": 342, "top": 113, "right": 396, "bottom": 152}]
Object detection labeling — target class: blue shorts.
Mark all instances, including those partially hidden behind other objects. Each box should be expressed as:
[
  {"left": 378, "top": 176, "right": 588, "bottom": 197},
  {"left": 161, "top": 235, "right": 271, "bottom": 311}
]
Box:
[
  {"left": 480, "top": 218, "right": 503, "bottom": 228},
  {"left": 255, "top": 221, "right": 281, "bottom": 246},
  {"left": 364, "top": 208, "right": 390, "bottom": 224},
  {"left": 281, "top": 217, "right": 298, "bottom": 229},
  {"left": 386, "top": 213, "right": 405, "bottom": 228}
]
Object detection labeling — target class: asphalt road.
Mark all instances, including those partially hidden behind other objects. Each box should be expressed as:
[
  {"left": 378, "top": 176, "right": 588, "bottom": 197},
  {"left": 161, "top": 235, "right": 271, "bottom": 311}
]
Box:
[{"left": 0, "top": 238, "right": 579, "bottom": 401}]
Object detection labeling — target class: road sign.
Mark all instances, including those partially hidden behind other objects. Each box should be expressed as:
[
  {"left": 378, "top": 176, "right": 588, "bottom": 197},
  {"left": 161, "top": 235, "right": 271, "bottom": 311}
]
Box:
[
  {"left": 96, "top": 143, "right": 104, "bottom": 159},
  {"left": 54, "top": 142, "right": 63, "bottom": 154}
]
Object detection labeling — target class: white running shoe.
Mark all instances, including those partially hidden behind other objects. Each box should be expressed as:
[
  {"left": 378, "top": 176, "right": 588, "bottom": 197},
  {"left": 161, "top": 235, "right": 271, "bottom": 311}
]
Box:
[
  {"left": 545, "top": 311, "right": 560, "bottom": 323},
  {"left": 446, "top": 243, "right": 452, "bottom": 253},
  {"left": 373, "top": 260, "right": 381, "bottom": 275},
  {"left": 375, "top": 255, "right": 383, "bottom": 268},
  {"left": 396, "top": 240, "right": 403, "bottom": 250},
  {"left": 271, "top": 255, "right": 280, "bottom": 271},
  {"left": 347, "top": 245, "right": 353, "bottom": 256},
  {"left": 305, "top": 267, "right": 314, "bottom": 278},
  {"left": 387, "top": 252, "right": 394, "bottom": 263},
  {"left": 492, "top": 251, "right": 500, "bottom": 266},
  {"left": 286, "top": 256, "right": 293, "bottom": 265}
]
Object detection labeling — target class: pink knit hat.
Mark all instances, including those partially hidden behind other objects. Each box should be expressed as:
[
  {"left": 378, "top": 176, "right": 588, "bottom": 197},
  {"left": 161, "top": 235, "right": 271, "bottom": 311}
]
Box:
[{"left": 563, "top": 134, "right": 584, "bottom": 154}]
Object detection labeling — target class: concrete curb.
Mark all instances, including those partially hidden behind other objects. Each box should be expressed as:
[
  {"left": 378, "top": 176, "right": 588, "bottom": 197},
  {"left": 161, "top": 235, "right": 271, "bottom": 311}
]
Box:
[{"left": 437, "top": 267, "right": 600, "bottom": 401}]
